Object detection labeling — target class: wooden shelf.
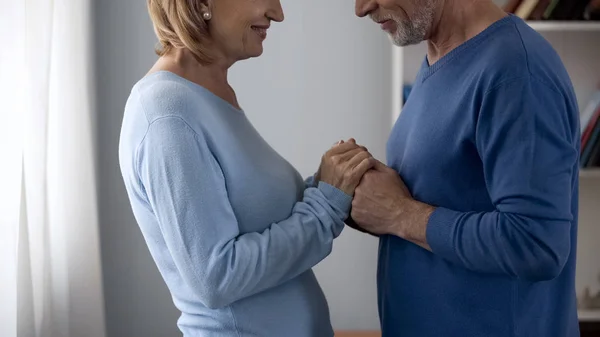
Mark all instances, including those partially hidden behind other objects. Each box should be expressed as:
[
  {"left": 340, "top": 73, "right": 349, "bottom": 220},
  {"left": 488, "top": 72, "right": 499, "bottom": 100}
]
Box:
[
  {"left": 335, "top": 332, "right": 380, "bottom": 337},
  {"left": 581, "top": 169, "right": 600, "bottom": 178},
  {"left": 580, "top": 310, "right": 600, "bottom": 322},
  {"left": 527, "top": 21, "right": 600, "bottom": 32}
]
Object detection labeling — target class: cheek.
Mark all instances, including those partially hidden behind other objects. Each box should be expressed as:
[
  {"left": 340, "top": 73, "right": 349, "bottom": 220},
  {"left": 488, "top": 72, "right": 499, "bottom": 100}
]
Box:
[
  {"left": 237, "top": 22, "right": 255, "bottom": 47},
  {"left": 379, "top": 0, "right": 405, "bottom": 13},
  {"left": 379, "top": 0, "right": 412, "bottom": 21},
  {"left": 214, "top": 22, "right": 249, "bottom": 53},
  {"left": 379, "top": 0, "right": 398, "bottom": 7}
]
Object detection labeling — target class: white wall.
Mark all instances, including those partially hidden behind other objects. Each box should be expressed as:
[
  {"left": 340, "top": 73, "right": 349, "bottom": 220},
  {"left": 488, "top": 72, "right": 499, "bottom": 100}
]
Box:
[
  {"left": 229, "top": 0, "right": 392, "bottom": 330},
  {"left": 93, "top": 0, "right": 391, "bottom": 335}
]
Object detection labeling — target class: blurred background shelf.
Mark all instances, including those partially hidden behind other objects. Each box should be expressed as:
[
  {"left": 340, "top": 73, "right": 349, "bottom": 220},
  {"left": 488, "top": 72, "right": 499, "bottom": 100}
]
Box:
[
  {"left": 527, "top": 21, "right": 600, "bottom": 32},
  {"left": 579, "top": 310, "right": 600, "bottom": 322},
  {"left": 335, "top": 332, "right": 380, "bottom": 337},
  {"left": 581, "top": 169, "right": 600, "bottom": 178}
]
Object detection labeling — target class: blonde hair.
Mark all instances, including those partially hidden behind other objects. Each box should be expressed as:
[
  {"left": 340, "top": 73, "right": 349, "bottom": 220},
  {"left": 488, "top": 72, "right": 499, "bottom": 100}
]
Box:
[{"left": 147, "top": 0, "right": 214, "bottom": 64}]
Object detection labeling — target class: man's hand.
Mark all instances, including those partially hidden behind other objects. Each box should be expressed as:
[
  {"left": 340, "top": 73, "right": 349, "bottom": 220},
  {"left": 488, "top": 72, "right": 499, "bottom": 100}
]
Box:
[{"left": 350, "top": 161, "right": 435, "bottom": 250}]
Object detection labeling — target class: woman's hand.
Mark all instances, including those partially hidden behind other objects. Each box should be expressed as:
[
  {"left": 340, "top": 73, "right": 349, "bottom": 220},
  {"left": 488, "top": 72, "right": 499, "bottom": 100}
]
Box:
[{"left": 318, "top": 139, "right": 375, "bottom": 196}]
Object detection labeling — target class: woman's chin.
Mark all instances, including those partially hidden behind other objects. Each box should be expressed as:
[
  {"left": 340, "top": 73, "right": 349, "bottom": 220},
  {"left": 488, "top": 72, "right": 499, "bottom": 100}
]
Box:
[
  {"left": 236, "top": 44, "right": 264, "bottom": 61},
  {"left": 247, "top": 45, "right": 264, "bottom": 58}
]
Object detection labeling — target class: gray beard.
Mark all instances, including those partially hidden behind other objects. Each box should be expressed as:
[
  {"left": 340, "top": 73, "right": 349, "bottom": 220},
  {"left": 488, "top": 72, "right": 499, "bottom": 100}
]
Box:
[{"left": 390, "top": 1, "right": 435, "bottom": 46}]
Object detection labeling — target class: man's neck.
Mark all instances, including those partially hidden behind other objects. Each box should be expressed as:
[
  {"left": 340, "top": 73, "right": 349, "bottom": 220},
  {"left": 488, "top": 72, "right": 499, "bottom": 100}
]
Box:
[{"left": 426, "top": 0, "right": 507, "bottom": 65}]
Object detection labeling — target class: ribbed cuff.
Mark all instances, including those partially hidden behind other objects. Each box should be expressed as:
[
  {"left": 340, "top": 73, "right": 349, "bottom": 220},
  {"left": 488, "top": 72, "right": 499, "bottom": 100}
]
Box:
[
  {"left": 426, "top": 207, "right": 461, "bottom": 262},
  {"left": 317, "top": 181, "right": 352, "bottom": 215}
]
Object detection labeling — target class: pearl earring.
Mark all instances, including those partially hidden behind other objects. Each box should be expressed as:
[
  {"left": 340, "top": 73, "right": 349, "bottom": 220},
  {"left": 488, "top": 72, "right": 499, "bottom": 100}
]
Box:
[{"left": 203, "top": 12, "right": 212, "bottom": 20}]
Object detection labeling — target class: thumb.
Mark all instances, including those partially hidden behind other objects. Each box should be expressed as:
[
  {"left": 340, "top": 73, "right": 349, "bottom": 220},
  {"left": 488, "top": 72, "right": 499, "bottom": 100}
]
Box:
[{"left": 373, "top": 159, "right": 389, "bottom": 171}]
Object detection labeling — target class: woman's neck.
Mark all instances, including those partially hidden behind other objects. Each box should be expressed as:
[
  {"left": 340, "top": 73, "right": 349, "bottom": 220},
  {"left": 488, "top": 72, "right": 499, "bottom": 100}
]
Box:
[{"left": 149, "top": 48, "right": 241, "bottom": 110}]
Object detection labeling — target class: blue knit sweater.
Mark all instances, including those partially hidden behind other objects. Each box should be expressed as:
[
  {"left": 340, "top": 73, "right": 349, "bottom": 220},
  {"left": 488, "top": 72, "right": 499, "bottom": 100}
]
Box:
[
  {"left": 380, "top": 15, "right": 580, "bottom": 337},
  {"left": 119, "top": 71, "right": 351, "bottom": 337}
]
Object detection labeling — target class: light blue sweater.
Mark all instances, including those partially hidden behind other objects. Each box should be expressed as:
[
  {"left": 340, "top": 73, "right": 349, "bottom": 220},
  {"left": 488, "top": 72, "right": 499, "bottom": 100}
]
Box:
[{"left": 118, "top": 71, "right": 351, "bottom": 337}]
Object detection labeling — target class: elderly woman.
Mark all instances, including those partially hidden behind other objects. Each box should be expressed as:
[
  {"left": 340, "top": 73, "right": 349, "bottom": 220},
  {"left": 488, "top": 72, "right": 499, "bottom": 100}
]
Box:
[{"left": 118, "top": 0, "right": 374, "bottom": 336}]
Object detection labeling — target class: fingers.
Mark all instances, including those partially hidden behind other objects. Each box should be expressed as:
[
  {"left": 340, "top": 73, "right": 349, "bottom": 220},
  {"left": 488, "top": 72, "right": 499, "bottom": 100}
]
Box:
[
  {"left": 319, "top": 138, "right": 375, "bottom": 195},
  {"left": 334, "top": 153, "right": 373, "bottom": 195},
  {"left": 344, "top": 138, "right": 366, "bottom": 151},
  {"left": 345, "top": 215, "right": 379, "bottom": 237},
  {"left": 329, "top": 138, "right": 360, "bottom": 154},
  {"left": 339, "top": 138, "right": 356, "bottom": 145},
  {"left": 344, "top": 151, "right": 376, "bottom": 190},
  {"left": 346, "top": 150, "right": 373, "bottom": 170},
  {"left": 351, "top": 156, "right": 376, "bottom": 179},
  {"left": 338, "top": 147, "right": 368, "bottom": 162},
  {"left": 373, "top": 159, "right": 389, "bottom": 171},
  {"left": 329, "top": 140, "right": 359, "bottom": 155}
]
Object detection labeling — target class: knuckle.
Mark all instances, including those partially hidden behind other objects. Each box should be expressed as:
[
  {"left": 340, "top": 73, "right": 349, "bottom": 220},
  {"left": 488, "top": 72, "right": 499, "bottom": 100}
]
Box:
[{"left": 343, "top": 169, "right": 353, "bottom": 180}]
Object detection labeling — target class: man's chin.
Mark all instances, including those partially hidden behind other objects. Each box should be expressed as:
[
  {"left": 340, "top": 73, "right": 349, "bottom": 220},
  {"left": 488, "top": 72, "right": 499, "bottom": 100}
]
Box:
[
  {"left": 390, "top": 33, "right": 424, "bottom": 47},
  {"left": 389, "top": 35, "right": 409, "bottom": 47}
]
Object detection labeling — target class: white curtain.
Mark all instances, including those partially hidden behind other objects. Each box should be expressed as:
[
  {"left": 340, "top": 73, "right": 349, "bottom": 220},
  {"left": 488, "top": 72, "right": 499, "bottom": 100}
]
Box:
[{"left": 0, "top": 1, "right": 107, "bottom": 337}]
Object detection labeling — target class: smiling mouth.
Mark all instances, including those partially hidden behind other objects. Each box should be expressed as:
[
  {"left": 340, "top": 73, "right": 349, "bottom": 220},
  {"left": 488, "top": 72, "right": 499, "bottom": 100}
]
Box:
[{"left": 251, "top": 26, "right": 268, "bottom": 39}]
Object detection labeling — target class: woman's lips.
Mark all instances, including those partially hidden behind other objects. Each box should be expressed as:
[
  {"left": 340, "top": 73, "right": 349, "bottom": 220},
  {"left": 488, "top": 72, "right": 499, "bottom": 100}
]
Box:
[{"left": 251, "top": 26, "right": 268, "bottom": 40}]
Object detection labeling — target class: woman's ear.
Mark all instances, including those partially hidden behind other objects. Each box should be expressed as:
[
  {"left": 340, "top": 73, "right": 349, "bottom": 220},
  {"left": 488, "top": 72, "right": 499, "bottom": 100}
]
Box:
[
  {"left": 199, "top": 0, "right": 211, "bottom": 12},
  {"left": 199, "top": 0, "right": 212, "bottom": 21}
]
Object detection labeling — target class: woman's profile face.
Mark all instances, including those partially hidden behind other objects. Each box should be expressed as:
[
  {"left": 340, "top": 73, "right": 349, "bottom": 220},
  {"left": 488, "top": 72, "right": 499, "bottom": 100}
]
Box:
[{"left": 207, "top": 0, "right": 284, "bottom": 60}]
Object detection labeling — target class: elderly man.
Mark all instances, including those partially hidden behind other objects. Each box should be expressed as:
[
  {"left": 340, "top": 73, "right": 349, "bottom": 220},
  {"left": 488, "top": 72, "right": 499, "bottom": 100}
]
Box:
[{"left": 350, "top": 0, "right": 581, "bottom": 336}]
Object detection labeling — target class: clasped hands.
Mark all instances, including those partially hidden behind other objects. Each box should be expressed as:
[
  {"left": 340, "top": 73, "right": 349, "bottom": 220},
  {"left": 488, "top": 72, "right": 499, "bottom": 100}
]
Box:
[{"left": 315, "top": 138, "right": 423, "bottom": 238}]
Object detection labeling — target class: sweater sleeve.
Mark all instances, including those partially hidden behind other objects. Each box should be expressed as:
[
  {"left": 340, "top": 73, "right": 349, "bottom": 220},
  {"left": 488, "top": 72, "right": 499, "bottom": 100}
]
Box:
[
  {"left": 304, "top": 174, "right": 318, "bottom": 189},
  {"left": 426, "top": 77, "right": 578, "bottom": 281},
  {"left": 137, "top": 116, "right": 351, "bottom": 309}
]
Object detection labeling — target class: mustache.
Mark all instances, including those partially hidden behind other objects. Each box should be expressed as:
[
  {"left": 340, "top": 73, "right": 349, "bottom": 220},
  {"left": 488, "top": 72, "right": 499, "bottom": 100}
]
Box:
[{"left": 369, "top": 12, "right": 396, "bottom": 23}]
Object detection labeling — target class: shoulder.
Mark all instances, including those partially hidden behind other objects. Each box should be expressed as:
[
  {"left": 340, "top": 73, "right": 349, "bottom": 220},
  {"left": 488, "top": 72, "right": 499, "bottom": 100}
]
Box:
[
  {"left": 127, "top": 73, "right": 215, "bottom": 161},
  {"left": 132, "top": 71, "right": 205, "bottom": 124},
  {"left": 477, "top": 16, "right": 573, "bottom": 96}
]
